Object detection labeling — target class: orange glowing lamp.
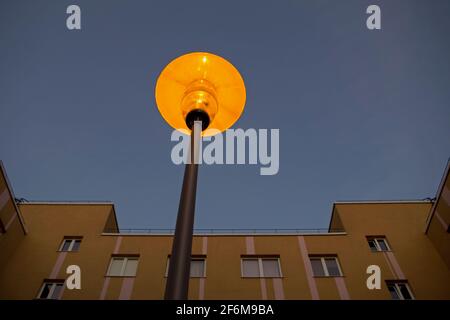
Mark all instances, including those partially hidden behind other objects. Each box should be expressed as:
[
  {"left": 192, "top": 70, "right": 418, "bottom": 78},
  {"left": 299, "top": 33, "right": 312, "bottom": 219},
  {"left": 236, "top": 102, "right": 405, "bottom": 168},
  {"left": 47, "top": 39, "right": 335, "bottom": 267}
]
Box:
[{"left": 155, "top": 52, "right": 246, "bottom": 136}]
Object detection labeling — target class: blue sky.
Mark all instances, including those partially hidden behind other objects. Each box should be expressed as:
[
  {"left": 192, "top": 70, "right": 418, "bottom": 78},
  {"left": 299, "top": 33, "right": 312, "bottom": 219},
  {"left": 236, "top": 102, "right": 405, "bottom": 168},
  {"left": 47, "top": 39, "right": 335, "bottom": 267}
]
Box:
[{"left": 1, "top": 0, "right": 449, "bottom": 230}]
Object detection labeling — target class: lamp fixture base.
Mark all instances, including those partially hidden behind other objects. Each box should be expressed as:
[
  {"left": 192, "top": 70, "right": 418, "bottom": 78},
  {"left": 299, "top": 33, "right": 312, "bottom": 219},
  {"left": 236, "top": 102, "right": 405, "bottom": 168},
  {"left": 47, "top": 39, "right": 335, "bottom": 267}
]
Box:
[{"left": 185, "top": 109, "right": 210, "bottom": 131}]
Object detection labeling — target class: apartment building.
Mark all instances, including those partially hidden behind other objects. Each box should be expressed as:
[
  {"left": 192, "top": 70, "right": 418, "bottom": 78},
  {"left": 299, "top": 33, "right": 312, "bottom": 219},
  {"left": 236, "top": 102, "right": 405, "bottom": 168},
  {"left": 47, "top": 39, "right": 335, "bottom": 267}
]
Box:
[{"left": 1, "top": 160, "right": 449, "bottom": 300}]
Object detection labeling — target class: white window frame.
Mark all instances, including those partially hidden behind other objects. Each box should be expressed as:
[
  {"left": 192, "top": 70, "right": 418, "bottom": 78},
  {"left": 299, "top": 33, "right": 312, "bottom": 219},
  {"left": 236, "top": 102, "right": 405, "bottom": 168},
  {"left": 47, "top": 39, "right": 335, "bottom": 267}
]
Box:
[
  {"left": 368, "top": 237, "right": 391, "bottom": 252},
  {"left": 190, "top": 258, "right": 207, "bottom": 278},
  {"left": 165, "top": 257, "right": 206, "bottom": 278},
  {"left": 387, "top": 282, "right": 415, "bottom": 300},
  {"left": 37, "top": 282, "right": 64, "bottom": 300},
  {"left": 310, "top": 256, "right": 343, "bottom": 277},
  {"left": 59, "top": 238, "right": 81, "bottom": 252},
  {"left": 240, "top": 257, "right": 283, "bottom": 278},
  {"left": 107, "top": 256, "right": 139, "bottom": 277}
]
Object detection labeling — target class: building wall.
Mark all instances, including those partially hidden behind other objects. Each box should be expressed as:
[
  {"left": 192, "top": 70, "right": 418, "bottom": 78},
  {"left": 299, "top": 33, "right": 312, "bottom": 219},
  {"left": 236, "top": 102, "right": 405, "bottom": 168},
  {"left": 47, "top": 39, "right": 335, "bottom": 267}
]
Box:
[
  {"left": 426, "top": 162, "right": 450, "bottom": 269},
  {"left": 0, "top": 162, "right": 27, "bottom": 274},
  {"left": 0, "top": 201, "right": 449, "bottom": 300},
  {"left": 333, "top": 202, "right": 450, "bottom": 300},
  {"left": 0, "top": 203, "right": 114, "bottom": 299}
]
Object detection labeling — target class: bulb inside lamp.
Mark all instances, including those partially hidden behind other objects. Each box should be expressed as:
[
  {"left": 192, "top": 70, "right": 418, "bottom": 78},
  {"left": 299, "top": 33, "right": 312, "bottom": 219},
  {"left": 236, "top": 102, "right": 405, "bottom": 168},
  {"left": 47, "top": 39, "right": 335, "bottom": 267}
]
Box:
[{"left": 155, "top": 52, "right": 246, "bottom": 137}]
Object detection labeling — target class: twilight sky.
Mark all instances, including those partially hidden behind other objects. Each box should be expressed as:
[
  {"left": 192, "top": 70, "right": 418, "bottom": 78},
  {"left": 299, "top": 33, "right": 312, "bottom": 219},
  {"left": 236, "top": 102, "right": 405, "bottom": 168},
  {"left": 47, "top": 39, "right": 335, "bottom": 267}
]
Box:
[{"left": 1, "top": 0, "right": 449, "bottom": 230}]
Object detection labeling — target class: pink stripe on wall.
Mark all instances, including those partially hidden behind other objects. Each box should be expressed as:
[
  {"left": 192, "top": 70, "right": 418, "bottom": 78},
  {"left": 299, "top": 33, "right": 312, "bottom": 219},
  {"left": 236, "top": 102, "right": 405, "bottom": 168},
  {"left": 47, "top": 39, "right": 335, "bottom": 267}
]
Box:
[
  {"left": 297, "top": 236, "right": 319, "bottom": 300},
  {"left": 58, "top": 283, "right": 66, "bottom": 300},
  {"left": 382, "top": 252, "right": 396, "bottom": 278},
  {"left": 99, "top": 237, "right": 123, "bottom": 300},
  {"left": 198, "top": 237, "right": 208, "bottom": 300},
  {"left": 435, "top": 211, "right": 449, "bottom": 231},
  {"left": 0, "top": 189, "right": 8, "bottom": 210},
  {"left": 113, "top": 236, "right": 123, "bottom": 254},
  {"left": 199, "top": 278, "right": 206, "bottom": 300},
  {"left": 245, "top": 236, "right": 268, "bottom": 300},
  {"left": 259, "top": 278, "right": 268, "bottom": 300},
  {"left": 49, "top": 252, "right": 68, "bottom": 279},
  {"left": 245, "top": 237, "right": 255, "bottom": 254},
  {"left": 99, "top": 277, "right": 111, "bottom": 300},
  {"left": 272, "top": 278, "right": 285, "bottom": 300},
  {"left": 334, "top": 277, "right": 350, "bottom": 300},
  {"left": 4, "top": 212, "right": 17, "bottom": 230},
  {"left": 118, "top": 278, "right": 135, "bottom": 300},
  {"left": 202, "top": 236, "right": 208, "bottom": 255},
  {"left": 385, "top": 251, "right": 405, "bottom": 279}
]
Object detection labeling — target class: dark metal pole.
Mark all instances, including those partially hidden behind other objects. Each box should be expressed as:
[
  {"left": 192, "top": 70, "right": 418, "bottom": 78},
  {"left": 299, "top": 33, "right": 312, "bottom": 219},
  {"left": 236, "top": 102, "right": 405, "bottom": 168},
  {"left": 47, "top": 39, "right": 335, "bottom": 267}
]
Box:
[{"left": 164, "top": 120, "right": 202, "bottom": 300}]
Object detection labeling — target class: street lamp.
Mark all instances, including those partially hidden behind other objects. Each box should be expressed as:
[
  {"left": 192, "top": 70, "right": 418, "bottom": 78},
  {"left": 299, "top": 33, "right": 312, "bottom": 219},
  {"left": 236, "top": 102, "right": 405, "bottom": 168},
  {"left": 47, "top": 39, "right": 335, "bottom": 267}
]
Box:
[{"left": 155, "top": 52, "right": 246, "bottom": 300}]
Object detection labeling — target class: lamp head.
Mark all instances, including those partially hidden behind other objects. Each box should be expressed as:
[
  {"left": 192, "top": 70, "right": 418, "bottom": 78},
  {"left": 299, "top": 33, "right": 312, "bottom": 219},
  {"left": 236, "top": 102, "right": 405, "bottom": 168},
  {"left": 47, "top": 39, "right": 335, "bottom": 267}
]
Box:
[{"left": 155, "top": 52, "right": 246, "bottom": 136}]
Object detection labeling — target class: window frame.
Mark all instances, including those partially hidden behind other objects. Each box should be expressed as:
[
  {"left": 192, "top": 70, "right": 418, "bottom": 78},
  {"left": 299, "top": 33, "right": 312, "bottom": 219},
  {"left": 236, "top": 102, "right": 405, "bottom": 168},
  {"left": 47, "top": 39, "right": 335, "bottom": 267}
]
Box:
[
  {"left": 58, "top": 237, "right": 82, "bottom": 252},
  {"left": 37, "top": 281, "right": 64, "bottom": 300},
  {"left": 106, "top": 256, "right": 139, "bottom": 277},
  {"left": 386, "top": 281, "right": 415, "bottom": 300},
  {"left": 309, "top": 256, "right": 343, "bottom": 277},
  {"left": 164, "top": 256, "right": 207, "bottom": 278},
  {"left": 240, "top": 256, "right": 283, "bottom": 278},
  {"left": 189, "top": 258, "right": 207, "bottom": 278},
  {"left": 367, "top": 237, "right": 391, "bottom": 252}
]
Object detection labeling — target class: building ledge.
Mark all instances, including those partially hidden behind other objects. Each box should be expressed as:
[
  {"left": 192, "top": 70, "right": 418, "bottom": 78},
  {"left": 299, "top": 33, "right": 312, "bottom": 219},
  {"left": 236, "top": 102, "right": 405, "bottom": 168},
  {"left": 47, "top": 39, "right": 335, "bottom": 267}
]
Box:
[{"left": 102, "top": 228, "right": 346, "bottom": 236}]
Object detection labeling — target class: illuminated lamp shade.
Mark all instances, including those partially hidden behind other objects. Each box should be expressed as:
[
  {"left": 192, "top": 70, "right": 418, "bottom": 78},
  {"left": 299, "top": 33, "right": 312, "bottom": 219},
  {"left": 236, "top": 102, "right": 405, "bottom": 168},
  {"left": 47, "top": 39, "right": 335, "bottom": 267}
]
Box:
[{"left": 155, "top": 52, "right": 246, "bottom": 137}]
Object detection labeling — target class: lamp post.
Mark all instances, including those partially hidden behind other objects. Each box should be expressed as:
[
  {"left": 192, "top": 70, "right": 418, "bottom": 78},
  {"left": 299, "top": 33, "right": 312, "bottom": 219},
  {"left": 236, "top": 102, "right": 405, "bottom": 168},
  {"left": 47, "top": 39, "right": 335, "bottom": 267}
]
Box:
[{"left": 155, "top": 52, "right": 246, "bottom": 300}]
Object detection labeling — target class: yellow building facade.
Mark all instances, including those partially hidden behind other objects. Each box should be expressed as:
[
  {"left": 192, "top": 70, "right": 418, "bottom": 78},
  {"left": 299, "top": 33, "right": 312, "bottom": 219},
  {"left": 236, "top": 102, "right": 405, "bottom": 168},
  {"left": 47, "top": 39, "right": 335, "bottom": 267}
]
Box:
[{"left": 1, "top": 160, "right": 449, "bottom": 300}]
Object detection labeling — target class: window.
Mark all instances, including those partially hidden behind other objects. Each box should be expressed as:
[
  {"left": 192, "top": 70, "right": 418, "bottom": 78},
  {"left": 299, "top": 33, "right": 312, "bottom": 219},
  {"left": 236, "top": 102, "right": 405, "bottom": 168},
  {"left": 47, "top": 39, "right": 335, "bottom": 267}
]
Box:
[
  {"left": 367, "top": 237, "right": 390, "bottom": 252},
  {"left": 37, "top": 281, "right": 64, "bottom": 299},
  {"left": 190, "top": 259, "right": 206, "bottom": 277},
  {"left": 165, "top": 257, "right": 206, "bottom": 278},
  {"left": 387, "top": 281, "right": 414, "bottom": 300},
  {"left": 107, "top": 256, "right": 139, "bottom": 277},
  {"left": 242, "top": 259, "right": 260, "bottom": 277},
  {"left": 309, "top": 256, "right": 343, "bottom": 277},
  {"left": 59, "top": 237, "right": 82, "bottom": 252},
  {"left": 241, "top": 257, "right": 282, "bottom": 278}
]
